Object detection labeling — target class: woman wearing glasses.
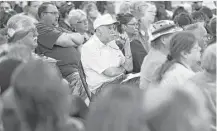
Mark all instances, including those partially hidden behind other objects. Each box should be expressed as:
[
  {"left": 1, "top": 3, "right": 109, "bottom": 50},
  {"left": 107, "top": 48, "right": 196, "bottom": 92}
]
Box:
[
  {"left": 67, "top": 9, "right": 90, "bottom": 43},
  {"left": 116, "top": 13, "right": 146, "bottom": 73}
]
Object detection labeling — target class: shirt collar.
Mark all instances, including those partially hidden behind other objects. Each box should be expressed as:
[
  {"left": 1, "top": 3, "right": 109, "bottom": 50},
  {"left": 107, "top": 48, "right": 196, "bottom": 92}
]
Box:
[{"left": 92, "top": 34, "right": 106, "bottom": 49}]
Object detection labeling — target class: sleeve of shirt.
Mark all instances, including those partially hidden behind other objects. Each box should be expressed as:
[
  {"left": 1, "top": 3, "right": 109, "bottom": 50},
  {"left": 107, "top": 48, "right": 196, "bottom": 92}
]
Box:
[
  {"left": 81, "top": 47, "right": 112, "bottom": 74},
  {"left": 37, "top": 28, "right": 62, "bottom": 49}
]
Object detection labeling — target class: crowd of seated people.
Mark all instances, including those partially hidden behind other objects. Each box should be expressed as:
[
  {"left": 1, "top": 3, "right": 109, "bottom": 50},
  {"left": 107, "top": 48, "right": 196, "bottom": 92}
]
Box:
[{"left": 0, "top": 1, "right": 215, "bottom": 131}]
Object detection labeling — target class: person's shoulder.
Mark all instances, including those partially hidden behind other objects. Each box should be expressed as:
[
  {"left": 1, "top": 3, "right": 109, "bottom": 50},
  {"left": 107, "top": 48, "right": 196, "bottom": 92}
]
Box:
[
  {"left": 82, "top": 35, "right": 99, "bottom": 50},
  {"left": 171, "top": 63, "right": 194, "bottom": 75}
]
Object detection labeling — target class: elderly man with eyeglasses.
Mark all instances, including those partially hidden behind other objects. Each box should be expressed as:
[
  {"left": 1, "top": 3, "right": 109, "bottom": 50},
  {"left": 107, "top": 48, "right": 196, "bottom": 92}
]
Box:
[{"left": 81, "top": 14, "right": 133, "bottom": 95}]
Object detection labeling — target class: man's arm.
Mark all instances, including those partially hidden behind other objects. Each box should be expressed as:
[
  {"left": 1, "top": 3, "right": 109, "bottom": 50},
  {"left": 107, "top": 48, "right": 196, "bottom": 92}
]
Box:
[
  {"left": 56, "top": 33, "right": 84, "bottom": 47},
  {"left": 103, "top": 66, "right": 126, "bottom": 77}
]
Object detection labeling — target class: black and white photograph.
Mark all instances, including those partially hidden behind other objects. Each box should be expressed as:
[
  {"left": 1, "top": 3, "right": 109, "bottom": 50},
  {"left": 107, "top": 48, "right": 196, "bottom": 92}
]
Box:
[{"left": 0, "top": 1, "right": 216, "bottom": 131}]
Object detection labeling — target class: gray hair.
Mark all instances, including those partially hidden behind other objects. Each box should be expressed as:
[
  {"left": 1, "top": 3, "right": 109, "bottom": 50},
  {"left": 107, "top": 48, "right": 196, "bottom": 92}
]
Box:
[
  {"left": 119, "top": 1, "right": 131, "bottom": 14},
  {"left": 201, "top": 44, "right": 216, "bottom": 73},
  {"left": 130, "top": 1, "right": 148, "bottom": 13},
  {"left": 7, "top": 14, "right": 36, "bottom": 37},
  {"left": 68, "top": 9, "right": 87, "bottom": 25}
]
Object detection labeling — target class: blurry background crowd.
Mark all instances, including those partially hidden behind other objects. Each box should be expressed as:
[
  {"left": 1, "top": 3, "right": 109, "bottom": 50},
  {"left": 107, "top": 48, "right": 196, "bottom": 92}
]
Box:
[{"left": 0, "top": 1, "right": 215, "bottom": 131}]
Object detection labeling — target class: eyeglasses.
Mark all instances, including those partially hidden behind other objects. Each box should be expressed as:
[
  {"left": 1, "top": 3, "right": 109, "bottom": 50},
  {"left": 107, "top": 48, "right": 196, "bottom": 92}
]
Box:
[
  {"left": 127, "top": 23, "right": 139, "bottom": 27},
  {"left": 0, "top": 7, "right": 10, "bottom": 10},
  {"left": 106, "top": 24, "right": 117, "bottom": 30},
  {"left": 77, "top": 20, "right": 88, "bottom": 24},
  {"left": 43, "top": 12, "right": 59, "bottom": 15}
]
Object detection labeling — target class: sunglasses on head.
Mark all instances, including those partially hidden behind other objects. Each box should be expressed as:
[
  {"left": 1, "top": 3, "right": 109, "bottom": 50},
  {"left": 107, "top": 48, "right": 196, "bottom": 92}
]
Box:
[{"left": 8, "top": 28, "right": 38, "bottom": 43}]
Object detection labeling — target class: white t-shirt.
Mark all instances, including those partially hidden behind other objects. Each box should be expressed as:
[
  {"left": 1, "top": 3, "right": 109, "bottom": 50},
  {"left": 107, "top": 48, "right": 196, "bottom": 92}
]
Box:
[{"left": 81, "top": 34, "right": 125, "bottom": 92}]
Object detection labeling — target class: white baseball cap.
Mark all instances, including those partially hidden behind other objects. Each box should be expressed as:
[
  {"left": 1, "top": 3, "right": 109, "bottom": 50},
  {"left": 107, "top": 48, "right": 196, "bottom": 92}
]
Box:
[{"left": 93, "top": 14, "right": 119, "bottom": 30}]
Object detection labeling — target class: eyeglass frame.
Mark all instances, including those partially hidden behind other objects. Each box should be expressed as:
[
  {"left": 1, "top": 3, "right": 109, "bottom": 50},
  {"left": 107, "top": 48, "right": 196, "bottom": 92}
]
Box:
[{"left": 43, "top": 11, "right": 59, "bottom": 15}]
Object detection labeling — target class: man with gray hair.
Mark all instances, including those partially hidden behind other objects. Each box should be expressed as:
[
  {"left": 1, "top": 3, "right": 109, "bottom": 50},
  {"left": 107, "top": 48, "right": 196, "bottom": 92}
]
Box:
[{"left": 81, "top": 14, "right": 133, "bottom": 94}]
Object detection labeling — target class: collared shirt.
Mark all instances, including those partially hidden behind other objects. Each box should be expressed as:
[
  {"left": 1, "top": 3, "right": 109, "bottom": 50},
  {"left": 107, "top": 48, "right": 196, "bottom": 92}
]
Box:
[{"left": 81, "top": 34, "right": 125, "bottom": 92}]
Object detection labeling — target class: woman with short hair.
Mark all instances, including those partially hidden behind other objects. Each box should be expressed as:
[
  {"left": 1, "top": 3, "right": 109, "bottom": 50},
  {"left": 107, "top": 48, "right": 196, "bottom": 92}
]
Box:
[{"left": 68, "top": 9, "right": 89, "bottom": 42}]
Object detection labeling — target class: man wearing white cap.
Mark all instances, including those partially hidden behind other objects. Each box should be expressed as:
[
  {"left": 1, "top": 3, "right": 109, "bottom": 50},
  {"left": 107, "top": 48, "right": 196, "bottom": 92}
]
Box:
[
  {"left": 81, "top": 14, "right": 132, "bottom": 94},
  {"left": 140, "top": 20, "right": 183, "bottom": 89}
]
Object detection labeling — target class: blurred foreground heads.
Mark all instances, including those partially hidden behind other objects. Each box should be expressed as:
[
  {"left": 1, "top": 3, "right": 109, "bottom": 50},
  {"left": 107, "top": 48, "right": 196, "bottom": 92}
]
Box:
[
  {"left": 6, "top": 59, "right": 85, "bottom": 131},
  {"left": 86, "top": 84, "right": 211, "bottom": 131}
]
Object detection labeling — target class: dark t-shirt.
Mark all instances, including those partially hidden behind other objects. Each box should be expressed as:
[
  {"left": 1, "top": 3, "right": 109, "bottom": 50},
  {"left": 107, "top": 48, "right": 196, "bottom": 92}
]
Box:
[
  {"left": 0, "top": 59, "right": 22, "bottom": 94},
  {"left": 130, "top": 39, "right": 147, "bottom": 73},
  {"left": 35, "top": 23, "right": 80, "bottom": 78}
]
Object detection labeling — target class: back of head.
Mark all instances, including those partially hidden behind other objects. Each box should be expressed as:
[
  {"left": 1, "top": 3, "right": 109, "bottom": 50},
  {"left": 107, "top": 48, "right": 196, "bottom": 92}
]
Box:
[
  {"left": 7, "top": 14, "right": 35, "bottom": 38},
  {"left": 191, "top": 10, "right": 208, "bottom": 22},
  {"left": 200, "top": 6, "right": 213, "bottom": 20},
  {"left": 96, "top": 1, "right": 107, "bottom": 14},
  {"left": 201, "top": 44, "right": 216, "bottom": 74},
  {"left": 172, "top": 6, "right": 188, "bottom": 20},
  {"left": 174, "top": 12, "right": 194, "bottom": 27},
  {"left": 11, "top": 59, "right": 69, "bottom": 131},
  {"left": 86, "top": 84, "right": 146, "bottom": 131},
  {"left": 144, "top": 85, "right": 210, "bottom": 131}
]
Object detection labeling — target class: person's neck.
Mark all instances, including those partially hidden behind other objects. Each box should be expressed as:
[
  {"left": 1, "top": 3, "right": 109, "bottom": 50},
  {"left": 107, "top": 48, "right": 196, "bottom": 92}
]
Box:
[
  {"left": 126, "top": 32, "right": 136, "bottom": 41},
  {"left": 179, "top": 57, "right": 191, "bottom": 70}
]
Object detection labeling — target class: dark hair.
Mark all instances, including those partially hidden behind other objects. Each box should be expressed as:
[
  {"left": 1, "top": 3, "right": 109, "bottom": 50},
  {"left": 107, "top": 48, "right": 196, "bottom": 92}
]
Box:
[
  {"left": 191, "top": 11, "right": 208, "bottom": 22},
  {"left": 27, "top": 1, "right": 35, "bottom": 6},
  {"left": 86, "top": 84, "right": 146, "bottom": 131},
  {"left": 96, "top": 1, "right": 107, "bottom": 14},
  {"left": 156, "top": 31, "right": 197, "bottom": 82},
  {"left": 59, "top": 2, "right": 75, "bottom": 19},
  {"left": 72, "top": 1, "right": 84, "bottom": 9},
  {"left": 172, "top": 6, "right": 188, "bottom": 20},
  {"left": 174, "top": 12, "right": 194, "bottom": 27},
  {"left": 116, "top": 13, "right": 134, "bottom": 34},
  {"left": 200, "top": 6, "right": 213, "bottom": 20},
  {"left": 38, "top": 2, "right": 54, "bottom": 19},
  {"left": 209, "top": 17, "right": 216, "bottom": 36},
  {"left": 11, "top": 59, "right": 68, "bottom": 131}
]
